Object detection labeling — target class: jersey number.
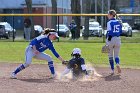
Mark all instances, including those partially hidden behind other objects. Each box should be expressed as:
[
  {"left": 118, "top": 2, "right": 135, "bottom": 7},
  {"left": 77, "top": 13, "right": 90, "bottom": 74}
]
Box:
[{"left": 113, "top": 25, "right": 120, "bottom": 33}]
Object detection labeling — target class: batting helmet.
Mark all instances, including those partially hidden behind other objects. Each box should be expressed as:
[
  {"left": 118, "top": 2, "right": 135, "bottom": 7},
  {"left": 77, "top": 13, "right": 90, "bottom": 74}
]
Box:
[{"left": 72, "top": 48, "right": 81, "bottom": 55}]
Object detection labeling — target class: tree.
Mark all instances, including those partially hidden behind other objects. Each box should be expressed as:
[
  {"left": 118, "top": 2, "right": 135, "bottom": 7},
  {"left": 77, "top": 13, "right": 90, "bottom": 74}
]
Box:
[
  {"left": 0, "top": 9, "right": 3, "bottom": 21},
  {"left": 71, "top": 0, "right": 81, "bottom": 39},
  {"left": 83, "top": 0, "right": 91, "bottom": 40},
  {"left": 51, "top": 0, "right": 57, "bottom": 29},
  {"left": 110, "top": 0, "right": 117, "bottom": 10},
  {"left": 25, "top": 0, "right": 34, "bottom": 38}
]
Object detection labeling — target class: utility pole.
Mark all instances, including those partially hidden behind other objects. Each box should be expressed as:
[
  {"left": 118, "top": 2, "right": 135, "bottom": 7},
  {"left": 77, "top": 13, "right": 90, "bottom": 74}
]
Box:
[
  {"left": 95, "top": 0, "right": 97, "bottom": 21},
  {"left": 101, "top": 0, "right": 104, "bottom": 28}
]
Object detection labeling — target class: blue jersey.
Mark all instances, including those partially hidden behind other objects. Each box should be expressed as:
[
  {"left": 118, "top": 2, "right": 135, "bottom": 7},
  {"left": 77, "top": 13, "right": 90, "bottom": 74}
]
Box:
[
  {"left": 107, "top": 18, "right": 122, "bottom": 37},
  {"left": 69, "top": 23, "right": 77, "bottom": 30},
  {"left": 29, "top": 35, "right": 60, "bottom": 58}
]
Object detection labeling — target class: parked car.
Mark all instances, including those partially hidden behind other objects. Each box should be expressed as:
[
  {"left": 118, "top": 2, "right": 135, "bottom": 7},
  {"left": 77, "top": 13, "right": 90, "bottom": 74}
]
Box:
[
  {"left": 121, "top": 23, "right": 132, "bottom": 37},
  {"left": 56, "top": 24, "right": 70, "bottom": 37},
  {"left": 0, "top": 22, "right": 16, "bottom": 39},
  {"left": 82, "top": 21, "right": 103, "bottom": 37},
  {"left": 89, "top": 21, "right": 103, "bottom": 37},
  {"left": 34, "top": 25, "right": 43, "bottom": 37}
]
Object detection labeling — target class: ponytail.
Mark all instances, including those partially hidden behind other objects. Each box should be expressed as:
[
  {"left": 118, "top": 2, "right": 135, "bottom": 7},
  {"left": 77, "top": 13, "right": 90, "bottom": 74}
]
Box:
[{"left": 116, "top": 14, "right": 124, "bottom": 27}]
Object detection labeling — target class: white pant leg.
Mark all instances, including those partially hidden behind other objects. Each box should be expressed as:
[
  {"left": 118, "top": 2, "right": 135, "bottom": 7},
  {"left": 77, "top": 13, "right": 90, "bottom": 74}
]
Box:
[
  {"left": 24, "top": 46, "right": 35, "bottom": 67},
  {"left": 34, "top": 52, "right": 53, "bottom": 62},
  {"left": 108, "top": 40, "right": 114, "bottom": 57},
  {"left": 114, "top": 37, "right": 121, "bottom": 58}
]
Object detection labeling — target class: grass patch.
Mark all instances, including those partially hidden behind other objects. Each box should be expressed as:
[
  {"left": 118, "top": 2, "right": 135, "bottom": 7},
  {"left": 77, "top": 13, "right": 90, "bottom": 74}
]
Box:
[{"left": 0, "top": 41, "right": 140, "bottom": 68}]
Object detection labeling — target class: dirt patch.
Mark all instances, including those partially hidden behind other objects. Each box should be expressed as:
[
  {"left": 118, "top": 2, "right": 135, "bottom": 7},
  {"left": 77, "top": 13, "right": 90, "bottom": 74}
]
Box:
[{"left": 0, "top": 63, "right": 140, "bottom": 93}]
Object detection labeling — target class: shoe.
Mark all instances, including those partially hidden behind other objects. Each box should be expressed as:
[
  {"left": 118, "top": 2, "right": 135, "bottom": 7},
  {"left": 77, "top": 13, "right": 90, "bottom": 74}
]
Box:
[
  {"left": 116, "top": 65, "right": 121, "bottom": 74},
  {"left": 10, "top": 72, "right": 17, "bottom": 79},
  {"left": 50, "top": 74, "right": 57, "bottom": 79},
  {"left": 109, "top": 70, "right": 114, "bottom": 75}
]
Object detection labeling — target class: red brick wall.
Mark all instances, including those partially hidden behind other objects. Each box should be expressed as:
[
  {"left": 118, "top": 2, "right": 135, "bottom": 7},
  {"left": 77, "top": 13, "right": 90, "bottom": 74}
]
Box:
[{"left": 24, "top": 7, "right": 72, "bottom": 29}]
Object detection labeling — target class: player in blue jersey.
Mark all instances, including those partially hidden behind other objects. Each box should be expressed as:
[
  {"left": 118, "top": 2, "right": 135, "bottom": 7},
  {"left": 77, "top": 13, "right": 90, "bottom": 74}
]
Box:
[
  {"left": 106, "top": 10, "right": 122, "bottom": 74},
  {"left": 11, "top": 28, "right": 65, "bottom": 79},
  {"left": 60, "top": 48, "right": 89, "bottom": 80}
]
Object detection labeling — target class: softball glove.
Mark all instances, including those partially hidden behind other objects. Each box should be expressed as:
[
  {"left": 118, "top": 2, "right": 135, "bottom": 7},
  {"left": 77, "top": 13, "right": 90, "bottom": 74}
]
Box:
[{"left": 102, "top": 45, "right": 110, "bottom": 53}]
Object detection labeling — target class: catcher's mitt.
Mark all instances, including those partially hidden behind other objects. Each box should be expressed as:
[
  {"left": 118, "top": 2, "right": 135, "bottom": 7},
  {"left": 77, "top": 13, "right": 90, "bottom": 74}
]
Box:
[{"left": 101, "top": 45, "right": 110, "bottom": 53}]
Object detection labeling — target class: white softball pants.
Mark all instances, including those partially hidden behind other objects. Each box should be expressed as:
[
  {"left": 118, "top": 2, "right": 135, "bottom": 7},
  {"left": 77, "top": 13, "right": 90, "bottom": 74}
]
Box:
[{"left": 106, "top": 37, "right": 121, "bottom": 58}]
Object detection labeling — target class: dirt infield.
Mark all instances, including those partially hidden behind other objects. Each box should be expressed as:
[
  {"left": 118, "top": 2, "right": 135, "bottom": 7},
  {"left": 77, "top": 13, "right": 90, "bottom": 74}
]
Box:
[{"left": 0, "top": 63, "right": 140, "bottom": 93}]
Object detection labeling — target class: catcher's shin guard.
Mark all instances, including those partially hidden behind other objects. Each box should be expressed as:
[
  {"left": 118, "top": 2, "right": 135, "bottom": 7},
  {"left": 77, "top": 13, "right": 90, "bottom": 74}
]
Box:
[
  {"left": 109, "top": 57, "right": 114, "bottom": 71},
  {"left": 13, "top": 64, "right": 25, "bottom": 74},
  {"left": 48, "top": 61, "right": 55, "bottom": 74}
]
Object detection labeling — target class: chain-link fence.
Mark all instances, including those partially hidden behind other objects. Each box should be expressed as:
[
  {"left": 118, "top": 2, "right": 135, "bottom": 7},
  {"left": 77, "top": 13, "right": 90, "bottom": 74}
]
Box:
[{"left": 0, "top": 13, "right": 140, "bottom": 43}]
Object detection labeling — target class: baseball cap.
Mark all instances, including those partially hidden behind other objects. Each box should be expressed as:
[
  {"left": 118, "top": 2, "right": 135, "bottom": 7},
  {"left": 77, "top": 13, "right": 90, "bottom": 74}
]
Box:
[{"left": 49, "top": 32, "right": 59, "bottom": 38}]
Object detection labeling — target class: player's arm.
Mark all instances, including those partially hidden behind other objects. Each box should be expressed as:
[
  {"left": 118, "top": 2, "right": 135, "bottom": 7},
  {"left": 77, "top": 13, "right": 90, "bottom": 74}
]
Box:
[
  {"left": 107, "top": 22, "right": 112, "bottom": 41},
  {"left": 49, "top": 43, "right": 65, "bottom": 62},
  {"left": 32, "top": 45, "right": 39, "bottom": 54},
  {"left": 80, "top": 58, "right": 88, "bottom": 75}
]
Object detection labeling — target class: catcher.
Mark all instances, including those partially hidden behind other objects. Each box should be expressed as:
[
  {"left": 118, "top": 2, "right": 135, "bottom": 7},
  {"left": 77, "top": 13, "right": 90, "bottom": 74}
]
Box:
[{"left": 61, "top": 48, "right": 89, "bottom": 79}]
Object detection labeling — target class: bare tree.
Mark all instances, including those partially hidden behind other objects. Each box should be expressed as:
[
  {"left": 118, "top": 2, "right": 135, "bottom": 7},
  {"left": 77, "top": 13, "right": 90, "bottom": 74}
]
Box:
[
  {"left": 25, "top": 0, "right": 32, "bottom": 14},
  {"left": 83, "top": 0, "right": 91, "bottom": 40},
  {"left": 51, "top": 0, "right": 57, "bottom": 29},
  {"left": 110, "top": 0, "right": 117, "bottom": 10},
  {"left": 0, "top": 9, "right": 3, "bottom": 21},
  {"left": 25, "top": 0, "right": 34, "bottom": 38},
  {"left": 71, "top": 0, "right": 81, "bottom": 39}
]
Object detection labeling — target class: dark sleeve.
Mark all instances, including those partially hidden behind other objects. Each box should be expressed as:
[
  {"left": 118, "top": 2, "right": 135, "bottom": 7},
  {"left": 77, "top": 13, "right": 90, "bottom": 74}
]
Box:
[
  {"left": 80, "top": 58, "right": 85, "bottom": 65},
  {"left": 48, "top": 42, "right": 60, "bottom": 58},
  {"left": 67, "top": 59, "right": 74, "bottom": 69}
]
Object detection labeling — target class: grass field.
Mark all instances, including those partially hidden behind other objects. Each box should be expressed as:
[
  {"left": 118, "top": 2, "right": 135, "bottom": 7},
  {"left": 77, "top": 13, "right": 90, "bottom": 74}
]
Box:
[{"left": 0, "top": 41, "right": 140, "bottom": 68}]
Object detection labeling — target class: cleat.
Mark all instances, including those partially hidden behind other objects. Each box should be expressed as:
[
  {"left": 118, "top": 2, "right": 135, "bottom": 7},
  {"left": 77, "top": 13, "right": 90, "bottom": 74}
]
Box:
[
  {"left": 109, "top": 70, "right": 114, "bottom": 75},
  {"left": 116, "top": 65, "right": 121, "bottom": 74},
  {"left": 10, "top": 73, "right": 17, "bottom": 79},
  {"left": 49, "top": 74, "right": 57, "bottom": 79}
]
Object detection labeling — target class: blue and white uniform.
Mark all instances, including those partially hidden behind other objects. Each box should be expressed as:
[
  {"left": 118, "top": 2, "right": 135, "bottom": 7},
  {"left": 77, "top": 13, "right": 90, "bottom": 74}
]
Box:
[
  {"left": 106, "top": 18, "right": 122, "bottom": 73},
  {"left": 12, "top": 34, "right": 60, "bottom": 77}
]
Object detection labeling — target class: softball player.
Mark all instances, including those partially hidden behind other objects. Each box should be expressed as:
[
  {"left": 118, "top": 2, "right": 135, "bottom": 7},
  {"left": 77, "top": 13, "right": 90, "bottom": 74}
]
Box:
[
  {"left": 60, "top": 48, "right": 89, "bottom": 79},
  {"left": 11, "top": 28, "right": 65, "bottom": 79},
  {"left": 106, "top": 10, "right": 122, "bottom": 74}
]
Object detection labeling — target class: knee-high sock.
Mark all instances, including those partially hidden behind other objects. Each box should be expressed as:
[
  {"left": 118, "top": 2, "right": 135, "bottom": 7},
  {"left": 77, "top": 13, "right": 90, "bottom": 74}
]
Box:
[
  {"left": 115, "top": 57, "right": 120, "bottom": 65},
  {"left": 13, "top": 64, "right": 25, "bottom": 74},
  {"left": 48, "top": 61, "right": 55, "bottom": 74},
  {"left": 109, "top": 57, "right": 114, "bottom": 71}
]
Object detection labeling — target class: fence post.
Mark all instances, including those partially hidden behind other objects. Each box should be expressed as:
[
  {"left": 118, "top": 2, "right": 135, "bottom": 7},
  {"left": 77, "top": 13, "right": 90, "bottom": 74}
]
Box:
[
  {"left": 57, "top": 16, "right": 59, "bottom": 42},
  {"left": 12, "top": 10, "right": 15, "bottom": 42}
]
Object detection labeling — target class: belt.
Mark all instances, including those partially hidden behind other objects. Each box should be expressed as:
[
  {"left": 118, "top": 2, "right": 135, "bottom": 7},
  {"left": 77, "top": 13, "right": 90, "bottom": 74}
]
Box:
[{"left": 113, "top": 36, "right": 119, "bottom": 37}]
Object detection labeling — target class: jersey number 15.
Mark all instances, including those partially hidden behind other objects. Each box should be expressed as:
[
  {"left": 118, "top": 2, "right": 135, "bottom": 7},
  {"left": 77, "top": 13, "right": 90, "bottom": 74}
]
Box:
[{"left": 113, "top": 25, "right": 120, "bottom": 33}]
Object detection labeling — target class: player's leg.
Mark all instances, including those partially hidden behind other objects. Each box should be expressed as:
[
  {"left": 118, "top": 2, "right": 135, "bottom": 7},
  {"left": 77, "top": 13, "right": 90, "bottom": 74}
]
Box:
[
  {"left": 11, "top": 46, "right": 34, "bottom": 78},
  {"left": 108, "top": 41, "right": 115, "bottom": 74},
  {"left": 114, "top": 38, "right": 121, "bottom": 73},
  {"left": 34, "top": 53, "right": 56, "bottom": 77}
]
